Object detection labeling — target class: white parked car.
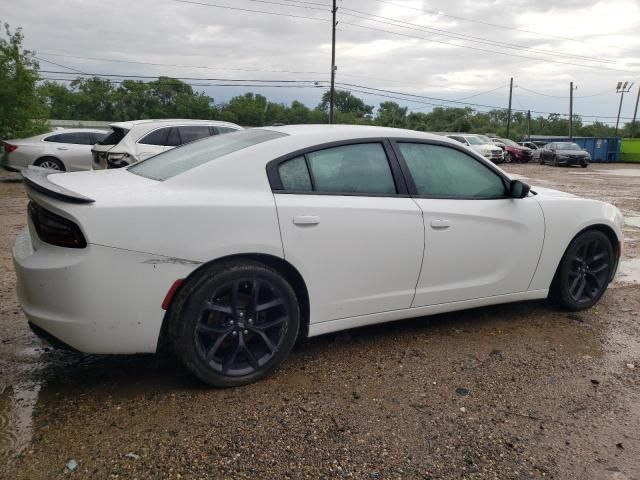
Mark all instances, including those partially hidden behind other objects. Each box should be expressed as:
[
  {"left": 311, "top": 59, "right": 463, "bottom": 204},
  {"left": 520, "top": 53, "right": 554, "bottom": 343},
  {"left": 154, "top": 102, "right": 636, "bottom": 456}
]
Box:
[
  {"left": 2, "top": 129, "right": 108, "bottom": 172},
  {"left": 445, "top": 134, "right": 504, "bottom": 164},
  {"left": 14, "top": 125, "right": 623, "bottom": 387},
  {"left": 91, "top": 119, "right": 242, "bottom": 169}
]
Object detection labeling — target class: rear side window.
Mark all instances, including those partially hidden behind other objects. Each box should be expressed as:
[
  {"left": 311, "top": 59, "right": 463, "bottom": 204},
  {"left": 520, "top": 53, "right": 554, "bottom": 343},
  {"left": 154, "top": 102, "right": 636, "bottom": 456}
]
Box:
[
  {"left": 307, "top": 143, "right": 395, "bottom": 194},
  {"left": 278, "top": 156, "right": 312, "bottom": 191},
  {"left": 98, "top": 127, "right": 129, "bottom": 145},
  {"left": 277, "top": 143, "right": 396, "bottom": 195},
  {"left": 129, "top": 129, "right": 287, "bottom": 181},
  {"left": 139, "top": 127, "right": 171, "bottom": 146},
  {"left": 178, "top": 125, "right": 213, "bottom": 144},
  {"left": 44, "top": 132, "right": 96, "bottom": 145},
  {"left": 216, "top": 126, "right": 239, "bottom": 134},
  {"left": 166, "top": 127, "right": 181, "bottom": 147},
  {"left": 398, "top": 143, "right": 506, "bottom": 199}
]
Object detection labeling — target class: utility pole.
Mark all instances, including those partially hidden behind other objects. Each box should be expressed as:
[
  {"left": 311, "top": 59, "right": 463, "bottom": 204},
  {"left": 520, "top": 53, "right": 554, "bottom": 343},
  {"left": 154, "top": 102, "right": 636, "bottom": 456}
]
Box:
[
  {"left": 506, "top": 77, "right": 513, "bottom": 138},
  {"left": 569, "top": 82, "right": 576, "bottom": 140},
  {"left": 329, "top": 0, "right": 337, "bottom": 125},
  {"left": 632, "top": 86, "right": 640, "bottom": 138},
  {"left": 526, "top": 110, "right": 531, "bottom": 140},
  {"left": 615, "top": 81, "right": 632, "bottom": 136}
]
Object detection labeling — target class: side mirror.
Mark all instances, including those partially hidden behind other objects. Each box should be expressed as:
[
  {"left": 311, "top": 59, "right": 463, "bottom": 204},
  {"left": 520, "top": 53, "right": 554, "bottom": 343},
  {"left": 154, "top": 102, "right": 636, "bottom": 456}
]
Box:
[{"left": 509, "top": 179, "right": 531, "bottom": 199}]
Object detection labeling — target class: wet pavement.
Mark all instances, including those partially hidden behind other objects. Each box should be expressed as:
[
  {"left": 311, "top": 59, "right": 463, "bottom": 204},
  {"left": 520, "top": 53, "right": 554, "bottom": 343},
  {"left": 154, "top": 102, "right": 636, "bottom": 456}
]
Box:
[{"left": 0, "top": 163, "right": 639, "bottom": 479}]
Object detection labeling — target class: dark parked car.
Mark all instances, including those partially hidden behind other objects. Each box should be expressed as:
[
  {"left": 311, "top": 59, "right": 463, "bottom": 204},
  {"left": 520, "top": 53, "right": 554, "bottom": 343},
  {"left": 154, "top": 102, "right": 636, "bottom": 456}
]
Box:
[
  {"left": 539, "top": 142, "right": 590, "bottom": 168},
  {"left": 494, "top": 138, "right": 533, "bottom": 163}
]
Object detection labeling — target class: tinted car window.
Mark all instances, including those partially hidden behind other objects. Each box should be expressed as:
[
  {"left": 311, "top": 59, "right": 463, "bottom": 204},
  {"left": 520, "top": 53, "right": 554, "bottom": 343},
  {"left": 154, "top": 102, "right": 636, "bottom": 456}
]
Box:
[
  {"left": 139, "top": 127, "right": 171, "bottom": 146},
  {"left": 92, "top": 132, "right": 108, "bottom": 144},
  {"left": 398, "top": 143, "right": 506, "bottom": 198},
  {"left": 129, "top": 129, "right": 287, "bottom": 181},
  {"left": 166, "top": 127, "right": 181, "bottom": 147},
  {"left": 278, "top": 156, "right": 312, "bottom": 191},
  {"left": 216, "top": 126, "right": 239, "bottom": 134},
  {"left": 178, "top": 125, "right": 213, "bottom": 144},
  {"left": 99, "top": 127, "right": 129, "bottom": 145},
  {"left": 45, "top": 132, "right": 95, "bottom": 145},
  {"left": 306, "top": 143, "right": 396, "bottom": 194}
]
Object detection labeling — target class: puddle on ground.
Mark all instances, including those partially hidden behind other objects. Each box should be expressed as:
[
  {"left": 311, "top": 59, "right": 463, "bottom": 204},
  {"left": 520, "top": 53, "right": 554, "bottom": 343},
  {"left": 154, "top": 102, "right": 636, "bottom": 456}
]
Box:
[
  {"left": 569, "top": 168, "right": 640, "bottom": 177},
  {"left": 615, "top": 258, "right": 640, "bottom": 286},
  {"left": 625, "top": 216, "right": 640, "bottom": 228},
  {"left": 0, "top": 347, "right": 43, "bottom": 461}
]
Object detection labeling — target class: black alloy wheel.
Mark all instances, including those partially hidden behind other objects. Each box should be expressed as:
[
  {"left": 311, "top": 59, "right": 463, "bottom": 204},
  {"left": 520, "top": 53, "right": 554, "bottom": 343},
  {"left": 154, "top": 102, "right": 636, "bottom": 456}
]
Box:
[
  {"left": 552, "top": 230, "right": 614, "bottom": 311},
  {"left": 169, "top": 262, "right": 300, "bottom": 387}
]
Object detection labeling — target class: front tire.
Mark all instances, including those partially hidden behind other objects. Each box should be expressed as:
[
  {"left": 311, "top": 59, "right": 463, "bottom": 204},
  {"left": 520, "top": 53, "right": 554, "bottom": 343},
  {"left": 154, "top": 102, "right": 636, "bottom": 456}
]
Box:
[
  {"left": 550, "top": 230, "right": 614, "bottom": 311},
  {"left": 169, "top": 261, "right": 300, "bottom": 387}
]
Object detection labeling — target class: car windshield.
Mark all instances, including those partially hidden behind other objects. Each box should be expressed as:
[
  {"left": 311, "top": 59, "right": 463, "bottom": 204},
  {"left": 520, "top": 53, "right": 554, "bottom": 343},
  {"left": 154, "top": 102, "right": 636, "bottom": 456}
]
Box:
[
  {"left": 499, "top": 138, "right": 519, "bottom": 147},
  {"left": 465, "top": 136, "right": 483, "bottom": 145},
  {"left": 129, "top": 129, "right": 287, "bottom": 181},
  {"left": 555, "top": 142, "right": 581, "bottom": 151},
  {"left": 475, "top": 135, "right": 492, "bottom": 143}
]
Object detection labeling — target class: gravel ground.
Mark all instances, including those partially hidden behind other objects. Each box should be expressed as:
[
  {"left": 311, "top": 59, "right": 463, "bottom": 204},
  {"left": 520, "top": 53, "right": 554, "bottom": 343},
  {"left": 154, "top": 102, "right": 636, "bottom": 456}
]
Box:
[{"left": 0, "top": 163, "right": 639, "bottom": 479}]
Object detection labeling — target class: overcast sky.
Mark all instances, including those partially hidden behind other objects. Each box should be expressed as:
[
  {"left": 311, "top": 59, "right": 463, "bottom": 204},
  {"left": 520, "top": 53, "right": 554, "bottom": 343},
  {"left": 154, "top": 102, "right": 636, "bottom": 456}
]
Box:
[{"left": 4, "top": 0, "right": 640, "bottom": 124}]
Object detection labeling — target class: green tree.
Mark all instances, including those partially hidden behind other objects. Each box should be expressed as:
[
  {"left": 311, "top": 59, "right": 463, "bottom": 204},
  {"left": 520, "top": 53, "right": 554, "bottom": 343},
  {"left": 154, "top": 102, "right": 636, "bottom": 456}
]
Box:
[
  {"left": 375, "top": 101, "right": 408, "bottom": 128},
  {"left": 319, "top": 89, "right": 374, "bottom": 123},
  {"left": 0, "top": 23, "right": 47, "bottom": 139}
]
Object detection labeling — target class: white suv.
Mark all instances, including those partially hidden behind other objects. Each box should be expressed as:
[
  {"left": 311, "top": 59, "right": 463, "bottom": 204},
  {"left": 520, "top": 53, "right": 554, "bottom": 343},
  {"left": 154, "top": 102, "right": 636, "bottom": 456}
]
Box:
[
  {"left": 445, "top": 134, "right": 505, "bottom": 164},
  {"left": 92, "top": 119, "right": 242, "bottom": 169}
]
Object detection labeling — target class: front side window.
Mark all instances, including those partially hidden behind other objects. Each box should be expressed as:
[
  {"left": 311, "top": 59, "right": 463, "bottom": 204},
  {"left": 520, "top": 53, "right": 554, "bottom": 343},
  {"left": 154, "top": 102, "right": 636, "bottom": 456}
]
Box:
[
  {"left": 398, "top": 143, "right": 506, "bottom": 199},
  {"left": 179, "top": 125, "right": 213, "bottom": 144},
  {"left": 139, "top": 127, "right": 171, "bottom": 146},
  {"left": 306, "top": 143, "right": 396, "bottom": 194}
]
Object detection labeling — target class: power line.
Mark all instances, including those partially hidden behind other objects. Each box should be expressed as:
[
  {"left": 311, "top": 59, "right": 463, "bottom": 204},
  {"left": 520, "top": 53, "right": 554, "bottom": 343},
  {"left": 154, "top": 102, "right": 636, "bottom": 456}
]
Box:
[
  {"left": 37, "top": 52, "right": 328, "bottom": 76},
  {"left": 170, "top": 0, "right": 329, "bottom": 21},
  {"left": 34, "top": 56, "right": 87, "bottom": 75},
  {"left": 369, "top": 0, "right": 640, "bottom": 55},
  {"left": 38, "top": 70, "right": 327, "bottom": 84},
  {"left": 516, "top": 84, "right": 614, "bottom": 99},
  {"left": 340, "top": 20, "right": 638, "bottom": 74},
  {"left": 339, "top": 8, "right": 616, "bottom": 65},
  {"left": 38, "top": 76, "right": 326, "bottom": 89}
]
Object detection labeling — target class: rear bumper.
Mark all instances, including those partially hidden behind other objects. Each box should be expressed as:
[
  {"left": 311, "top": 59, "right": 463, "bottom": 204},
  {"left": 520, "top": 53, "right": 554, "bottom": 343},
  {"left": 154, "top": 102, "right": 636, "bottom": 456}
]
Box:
[
  {"left": 13, "top": 228, "right": 200, "bottom": 354},
  {"left": 557, "top": 157, "right": 589, "bottom": 166}
]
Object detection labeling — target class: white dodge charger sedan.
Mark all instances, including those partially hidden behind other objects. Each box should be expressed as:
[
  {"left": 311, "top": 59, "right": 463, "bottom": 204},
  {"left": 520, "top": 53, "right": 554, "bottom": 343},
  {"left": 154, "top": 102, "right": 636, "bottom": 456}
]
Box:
[{"left": 13, "top": 125, "right": 624, "bottom": 386}]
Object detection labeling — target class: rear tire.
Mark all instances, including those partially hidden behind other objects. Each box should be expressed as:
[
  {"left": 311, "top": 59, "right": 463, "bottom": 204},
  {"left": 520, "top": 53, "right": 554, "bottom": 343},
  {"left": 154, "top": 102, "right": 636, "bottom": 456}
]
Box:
[
  {"left": 550, "top": 230, "right": 614, "bottom": 311},
  {"left": 34, "top": 157, "right": 65, "bottom": 171},
  {"left": 169, "top": 261, "right": 300, "bottom": 387}
]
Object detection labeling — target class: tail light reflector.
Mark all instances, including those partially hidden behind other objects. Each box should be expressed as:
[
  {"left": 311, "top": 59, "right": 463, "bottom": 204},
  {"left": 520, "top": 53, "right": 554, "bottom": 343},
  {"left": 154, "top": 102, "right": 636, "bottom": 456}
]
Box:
[
  {"left": 4, "top": 143, "right": 18, "bottom": 153},
  {"left": 28, "top": 202, "right": 87, "bottom": 248}
]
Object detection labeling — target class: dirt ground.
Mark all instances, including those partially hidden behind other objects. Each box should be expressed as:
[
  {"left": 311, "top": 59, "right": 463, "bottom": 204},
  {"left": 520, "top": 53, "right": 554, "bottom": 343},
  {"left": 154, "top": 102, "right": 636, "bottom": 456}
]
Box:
[{"left": 0, "top": 162, "right": 639, "bottom": 479}]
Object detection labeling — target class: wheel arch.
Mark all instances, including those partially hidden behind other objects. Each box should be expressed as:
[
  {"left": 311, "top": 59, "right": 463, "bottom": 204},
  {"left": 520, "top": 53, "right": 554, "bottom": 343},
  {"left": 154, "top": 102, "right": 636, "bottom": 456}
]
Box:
[
  {"left": 34, "top": 155, "right": 66, "bottom": 171},
  {"left": 551, "top": 222, "right": 621, "bottom": 288},
  {"left": 157, "top": 253, "right": 311, "bottom": 352}
]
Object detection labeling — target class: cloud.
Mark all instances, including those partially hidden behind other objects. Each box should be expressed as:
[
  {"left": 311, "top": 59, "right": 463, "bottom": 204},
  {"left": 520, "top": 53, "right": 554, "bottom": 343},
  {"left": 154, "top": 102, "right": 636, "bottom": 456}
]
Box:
[{"left": 3, "top": 0, "right": 639, "bottom": 119}]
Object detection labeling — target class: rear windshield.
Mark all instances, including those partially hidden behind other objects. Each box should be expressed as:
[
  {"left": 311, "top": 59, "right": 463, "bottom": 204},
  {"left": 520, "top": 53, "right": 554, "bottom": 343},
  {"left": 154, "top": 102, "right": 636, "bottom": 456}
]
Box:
[
  {"left": 98, "top": 127, "right": 129, "bottom": 145},
  {"left": 129, "top": 129, "right": 287, "bottom": 181}
]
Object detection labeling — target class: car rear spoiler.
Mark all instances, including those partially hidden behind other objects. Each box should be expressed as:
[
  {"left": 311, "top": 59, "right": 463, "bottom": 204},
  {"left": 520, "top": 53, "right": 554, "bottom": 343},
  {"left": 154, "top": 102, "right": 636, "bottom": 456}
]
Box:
[{"left": 22, "top": 167, "right": 95, "bottom": 204}]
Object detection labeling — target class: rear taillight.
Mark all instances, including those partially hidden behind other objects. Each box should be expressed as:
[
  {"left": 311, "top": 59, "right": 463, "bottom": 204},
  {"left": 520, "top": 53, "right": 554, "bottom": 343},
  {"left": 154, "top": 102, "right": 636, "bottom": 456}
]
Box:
[
  {"left": 28, "top": 202, "right": 87, "bottom": 248},
  {"left": 4, "top": 143, "right": 18, "bottom": 153}
]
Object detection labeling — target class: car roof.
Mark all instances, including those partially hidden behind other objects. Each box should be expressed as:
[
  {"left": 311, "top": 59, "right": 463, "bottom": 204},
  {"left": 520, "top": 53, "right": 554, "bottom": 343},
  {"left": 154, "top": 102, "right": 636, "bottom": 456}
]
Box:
[
  {"left": 261, "top": 124, "right": 447, "bottom": 143},
  {"left": 109, "top": 119, "right": 241, "bottom": 130}
]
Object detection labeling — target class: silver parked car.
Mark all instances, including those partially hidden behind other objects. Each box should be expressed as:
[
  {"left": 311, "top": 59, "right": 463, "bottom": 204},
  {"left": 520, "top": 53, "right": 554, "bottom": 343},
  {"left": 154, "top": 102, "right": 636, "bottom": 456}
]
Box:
[{"left": 2, "top": 129, "right": 108, "bottom": 172}]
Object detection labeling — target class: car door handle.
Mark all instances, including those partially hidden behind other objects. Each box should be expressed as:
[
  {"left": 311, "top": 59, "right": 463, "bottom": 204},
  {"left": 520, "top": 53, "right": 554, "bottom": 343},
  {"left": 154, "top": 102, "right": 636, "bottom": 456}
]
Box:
[
  {"left": 57, "top": 147, "right": 69, "bottom": 151},
  {"left": 293, "top": 215, "right": 320, "bottom": 226},
  {"left": 430, "top": 219, "right": 451, "bottom": 229}
]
